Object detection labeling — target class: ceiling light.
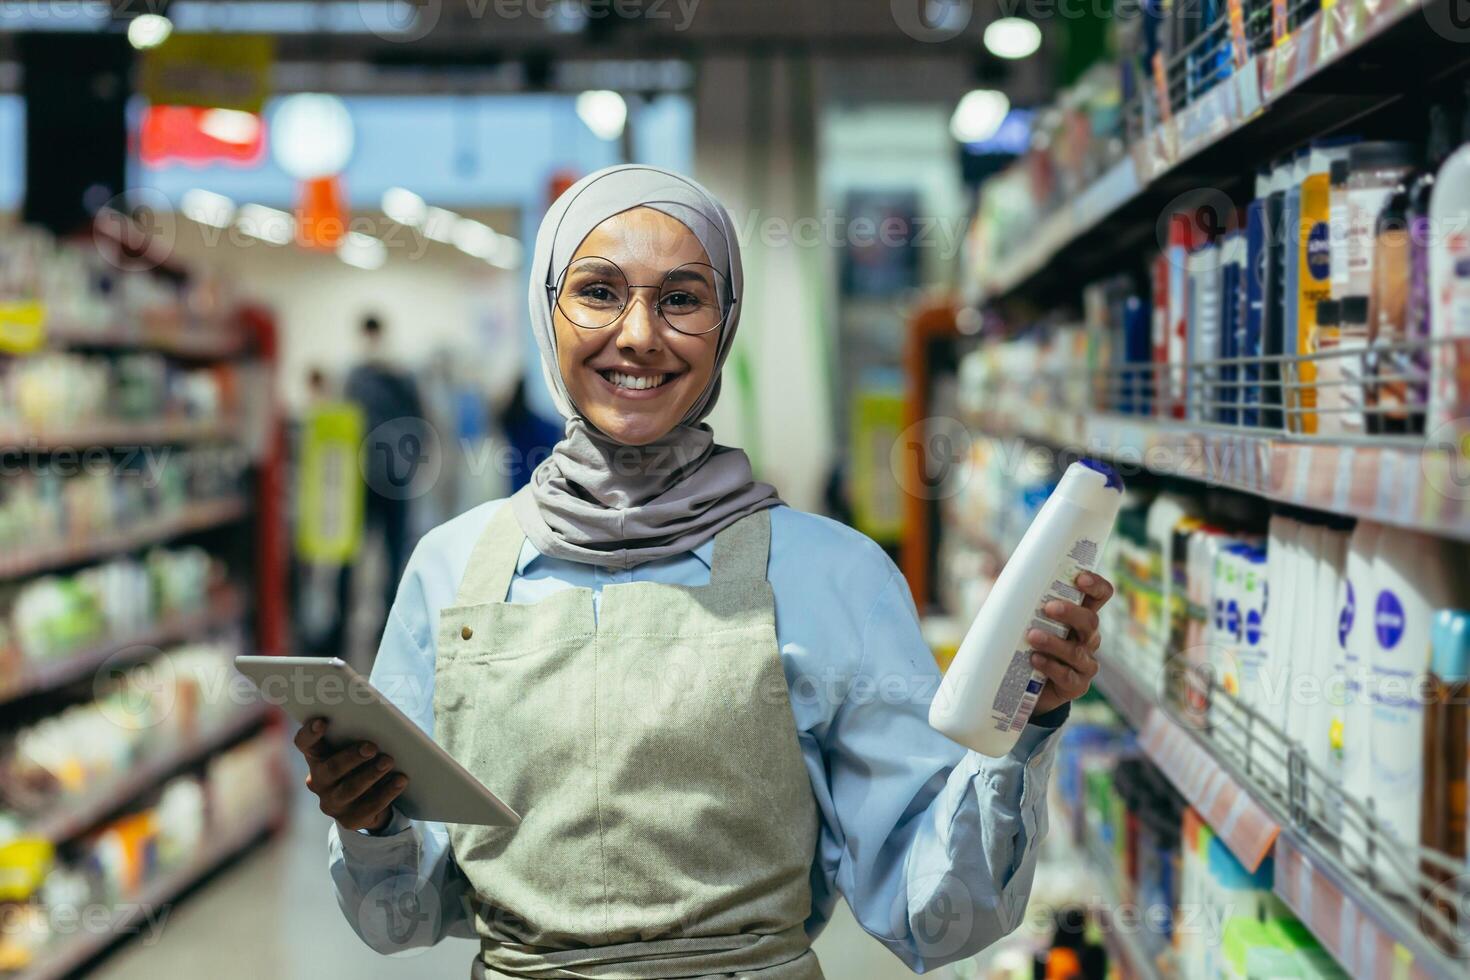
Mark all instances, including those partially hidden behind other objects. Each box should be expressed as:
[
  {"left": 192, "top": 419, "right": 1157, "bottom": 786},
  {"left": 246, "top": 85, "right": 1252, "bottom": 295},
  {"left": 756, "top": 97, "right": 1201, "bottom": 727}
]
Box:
[
  {"left": 488, "top": 236, "right": 524, "bottom": 270},
  {"left": 180, "top": 189, "right": 236, "bottom": 229},
  {"left": 338, "top": 232, "right": 387, "bottom": 270},
  {"left": 452, "top": 217, "right": 501, "bottom": 260},
  {"left": 421, "top": 206, "right": 459, "bottom": 244},
  {"left": 272, "top": 94, "right": 355, "bottom": 180},
  {"left": 381, "top": 187, "right": 427, "bottom": 227},
  {"left": 127, "top": 14, "right": 173, "bottom": 51},
  {"left": 198, "top": 109, "right": 262, "bottom": 146},
  {"left": 983, "top": 18, "right": 1042, "bottom": 60},
  {"left": 576, "top": 90, "right": 627, "bottom": 142},
  {"left": 950, "top": 89, "right": 1011, "bottom": 144},
  {"left": 236, "top": 204, "right": 295, "bottom": 245}
]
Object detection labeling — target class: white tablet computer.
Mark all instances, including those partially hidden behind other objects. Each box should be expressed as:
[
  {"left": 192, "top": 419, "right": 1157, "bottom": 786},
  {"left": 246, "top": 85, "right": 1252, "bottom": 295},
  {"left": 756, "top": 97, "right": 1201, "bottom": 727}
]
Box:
[{"left": 235, "top": 656, "right": 520, "bottom": 827}]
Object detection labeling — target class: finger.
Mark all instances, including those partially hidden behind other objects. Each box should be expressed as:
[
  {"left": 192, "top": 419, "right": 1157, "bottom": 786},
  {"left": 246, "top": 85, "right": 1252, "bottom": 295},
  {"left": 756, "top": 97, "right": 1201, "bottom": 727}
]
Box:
[
  {"left": 1042, "top": 599, "right": 1100, "bottom": 641},
  {"left": 338, "top": 773, "right": 409, "bottom": 831},
  {"left": 1028, "top": 629, "right": 1096, "bottom": 676},
  {"left": 1087, "top": 630, "right": 1102, "bottom": 654},
  {"left": 1075, "top": 572, "right": 1115, "bottom": 610},
  {"left": 1030, "top": 650, "right": 1091, "bottom": 697},
  {"left": 313, "top": 740, "right": 380, "bottom": 786},
  {"left": 293, "top": 718, "right": 332, "bottom": 760},
  {"left": 328, "top": 755, "right": 397, "bottom": 809}
]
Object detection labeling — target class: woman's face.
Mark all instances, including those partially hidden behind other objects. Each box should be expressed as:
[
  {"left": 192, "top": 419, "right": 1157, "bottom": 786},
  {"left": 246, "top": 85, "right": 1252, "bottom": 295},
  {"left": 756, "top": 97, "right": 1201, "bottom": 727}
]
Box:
[{"left": 553, "top": 207, "right": 722, "bottom": 446}]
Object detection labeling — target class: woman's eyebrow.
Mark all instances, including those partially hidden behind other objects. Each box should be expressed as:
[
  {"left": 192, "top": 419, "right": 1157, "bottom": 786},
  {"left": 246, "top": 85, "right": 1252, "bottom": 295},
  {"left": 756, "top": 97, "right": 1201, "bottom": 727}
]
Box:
[
  {"left": 662, "top": 267, "right": 713, "bottom": 285},
  {"left": 571, "top": 258, "right": 622, "bottom": 277}
]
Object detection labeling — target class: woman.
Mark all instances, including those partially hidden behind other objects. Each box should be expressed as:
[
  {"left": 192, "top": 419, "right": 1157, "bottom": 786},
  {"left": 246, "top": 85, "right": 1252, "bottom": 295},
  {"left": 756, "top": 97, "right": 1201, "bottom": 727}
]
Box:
[{"left": 301, "top": 166, "right": 1112, "bottom": 978}]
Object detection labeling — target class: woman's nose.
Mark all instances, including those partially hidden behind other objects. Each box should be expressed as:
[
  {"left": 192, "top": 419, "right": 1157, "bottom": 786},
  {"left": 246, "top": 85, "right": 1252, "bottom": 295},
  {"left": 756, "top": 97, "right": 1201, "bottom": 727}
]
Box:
[{"left": 614, "top": 291, "right": 663, "bottom": 353}]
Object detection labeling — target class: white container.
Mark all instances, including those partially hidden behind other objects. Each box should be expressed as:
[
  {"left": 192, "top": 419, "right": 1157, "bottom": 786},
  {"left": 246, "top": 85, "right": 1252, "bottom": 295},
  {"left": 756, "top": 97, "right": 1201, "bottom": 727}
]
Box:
[
  {"left": 1429, "top": 136, "right": 1470, "bottom": 429},
  {"left": 1254, "top": 517, "right": 1298, "bottom": 781},
  {"left": 1336, "top": 520, "right": 1383, "bottom": 871},
  {"left": 1284, "top": 524, "right": 1325, "bottom": 772},
  {"left": 1367, "top": 528, "right": 1463, "bottom": 895},
  {"left": 931, "top": 461, "right": 1125, "bottom": 757},
  {"left": 1306, "top": 526, "right": 1348, "bottom": 826}
]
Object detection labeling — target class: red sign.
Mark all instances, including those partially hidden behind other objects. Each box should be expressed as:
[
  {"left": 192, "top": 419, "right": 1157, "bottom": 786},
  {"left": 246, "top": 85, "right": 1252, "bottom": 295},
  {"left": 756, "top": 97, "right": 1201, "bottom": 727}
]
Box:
[{"left": 139, "top": 105, "right": 265, "bottom": 167}]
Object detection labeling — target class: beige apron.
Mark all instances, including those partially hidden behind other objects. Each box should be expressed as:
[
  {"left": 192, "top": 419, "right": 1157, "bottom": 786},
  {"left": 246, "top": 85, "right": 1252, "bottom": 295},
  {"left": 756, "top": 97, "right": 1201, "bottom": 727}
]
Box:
[{"left": 434, "top": 499, "right": 822, "bottom": 980}]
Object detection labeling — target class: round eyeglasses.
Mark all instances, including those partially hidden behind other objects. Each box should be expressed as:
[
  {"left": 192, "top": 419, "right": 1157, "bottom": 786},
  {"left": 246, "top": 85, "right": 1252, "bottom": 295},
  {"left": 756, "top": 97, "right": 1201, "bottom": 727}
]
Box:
[{"left": 551, "top": 257, "right": 734, "bottom": 337}]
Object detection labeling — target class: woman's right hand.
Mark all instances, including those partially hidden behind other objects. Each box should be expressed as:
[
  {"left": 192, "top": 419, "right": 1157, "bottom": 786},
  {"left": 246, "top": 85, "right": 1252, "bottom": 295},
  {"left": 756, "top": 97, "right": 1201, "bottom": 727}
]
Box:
[{"left": 294, "top": 718, "right": 409, "bottom": 833}]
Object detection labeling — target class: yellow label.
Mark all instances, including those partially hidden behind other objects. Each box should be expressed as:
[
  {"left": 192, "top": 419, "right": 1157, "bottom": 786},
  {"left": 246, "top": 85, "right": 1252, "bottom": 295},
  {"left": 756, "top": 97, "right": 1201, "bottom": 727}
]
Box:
[
  {"left": 296, "top": 402, "right": 366, "bottom": 564},
  {"left": 1297, "top": 172, "right": 1333, "bottom": 434},
  {"left": 0, "top": 300, "right": 46, "bottom": 354},
  {"left": 140, "top": 34, "right": 275, "bottom": 113},
  {"left": 852, "top": 388, "right": 906, "bottom": 544},
  {"left": 0, "top": 838, "right": 54, "bottom": 902}
]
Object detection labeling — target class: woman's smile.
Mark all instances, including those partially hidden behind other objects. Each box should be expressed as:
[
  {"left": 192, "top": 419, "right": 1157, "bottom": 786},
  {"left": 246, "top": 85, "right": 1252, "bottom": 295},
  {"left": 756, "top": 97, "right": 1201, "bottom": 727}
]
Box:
[{"left": 593, "top": 364, "right": 684, "bottom": 399}]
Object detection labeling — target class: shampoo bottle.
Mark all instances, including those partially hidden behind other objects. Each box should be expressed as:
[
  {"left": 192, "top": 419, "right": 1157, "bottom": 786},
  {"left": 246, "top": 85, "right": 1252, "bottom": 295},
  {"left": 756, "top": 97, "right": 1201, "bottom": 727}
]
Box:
[
  {"left": 1428, "top": 87, "right": 1470, "bottom": 429},
  {"left": 1335, "top": 519, "right": 1383, "bottom": 872},
  {"left": 931, "top": 461, "right": 1125, "bottom": 757},
  {"left": 1421, "top": 608, "right": 1469, "bottom": 938}
]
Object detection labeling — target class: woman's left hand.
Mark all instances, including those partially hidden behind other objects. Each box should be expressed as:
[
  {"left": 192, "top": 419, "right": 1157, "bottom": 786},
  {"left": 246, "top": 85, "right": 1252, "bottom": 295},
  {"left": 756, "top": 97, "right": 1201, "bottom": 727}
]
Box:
[{"left": 1025, "top": 571, "right": 1115, "bottom": 716}]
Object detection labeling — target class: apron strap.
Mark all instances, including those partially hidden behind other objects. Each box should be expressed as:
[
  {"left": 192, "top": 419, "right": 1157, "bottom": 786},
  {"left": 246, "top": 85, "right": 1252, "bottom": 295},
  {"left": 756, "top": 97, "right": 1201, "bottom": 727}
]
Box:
[
  {"left": 453, "top": 496, "right": 528, "bottom": 606},
  {"left": 708, "top": 507, "right": 772, "bottom": 585}
]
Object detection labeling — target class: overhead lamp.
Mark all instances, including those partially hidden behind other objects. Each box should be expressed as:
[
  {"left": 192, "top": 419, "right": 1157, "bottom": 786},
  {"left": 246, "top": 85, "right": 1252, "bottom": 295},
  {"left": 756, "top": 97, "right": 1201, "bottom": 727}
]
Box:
[
  {"left": 421, "top": 206, "right": 459, "bottom": 244},
  {"left": 983, "top": 18, "right": 1042, "bottom": 60},
  {"left": 180, "top": 189, "right": 236, "bottom": 229},
  {"left": 338, "top": 232, "right": 388, "bottom": 270},
  {"left": 236, "top": 204, "right": 295, "bottom": 245},
  {"left": 452, "top": 217, "right": 501, "bottom": 260},
  {"left": 127, "top": 14, "right": 173, "bottom": 51},
  {"left": 950, "top": 89, "right": 1011, "bottom": 144},
  {"left": 198, "top": 109, "right": 262, "bottom": 146},
  {"left": 576, "top": 90, "right": 627, "bottom": 142},
  {"left": 381, "top": 187, "right": 428, "bottom": 227},
  {"left": 272, "top": 94, "right": 355, "bottom": 180}
]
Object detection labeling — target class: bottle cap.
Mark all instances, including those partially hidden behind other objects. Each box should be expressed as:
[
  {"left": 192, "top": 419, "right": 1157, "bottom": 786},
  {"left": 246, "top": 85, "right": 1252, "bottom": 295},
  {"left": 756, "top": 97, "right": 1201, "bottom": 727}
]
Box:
[
  {"left": 1431, "top": 610, "right": 1470, "bottom": 682},
  {"left": 1077, "top": 458, "right": 1124, "bottom": 491},
  {"left": 1330, "top": 159, "right": 1350, "bottom": 184},
  {"left": 1316, "top": 299, "right": 1341, "bottom": 326},
  {"left": 1340, "top": 296, "right": 1369, "bottom": 324}
]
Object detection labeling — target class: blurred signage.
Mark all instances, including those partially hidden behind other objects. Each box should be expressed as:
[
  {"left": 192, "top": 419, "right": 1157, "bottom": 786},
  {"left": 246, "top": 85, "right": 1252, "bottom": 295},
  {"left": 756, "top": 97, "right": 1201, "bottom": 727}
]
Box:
[
  {"left": 139, "top": 105, "right": 266, "bottom": 166},
  {"left": 850, "top": 386, "right": 905, "bottom": 545},
  {"left": 140, "top": 34, "right": 275, "bottom": 113},
  {"left": 297, "top": 402, "right": 365, "bottom": 564}
]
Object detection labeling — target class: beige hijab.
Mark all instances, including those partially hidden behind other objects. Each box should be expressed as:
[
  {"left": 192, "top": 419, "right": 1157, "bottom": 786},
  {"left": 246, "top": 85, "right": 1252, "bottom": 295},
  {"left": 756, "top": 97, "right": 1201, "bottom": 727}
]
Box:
[{"left": 510, "top": 165, "right": 780, "bottom": 569}]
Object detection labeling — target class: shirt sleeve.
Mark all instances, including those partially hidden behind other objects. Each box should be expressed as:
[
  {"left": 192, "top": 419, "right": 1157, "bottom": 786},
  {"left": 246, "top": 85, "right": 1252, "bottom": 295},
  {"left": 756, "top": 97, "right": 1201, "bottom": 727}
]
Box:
[
  {"left": 815, "top": 568, "right": 1064, "bottom": 972},
  {"left": 327, "top": 573, "right": 477, "bottom": 952}
]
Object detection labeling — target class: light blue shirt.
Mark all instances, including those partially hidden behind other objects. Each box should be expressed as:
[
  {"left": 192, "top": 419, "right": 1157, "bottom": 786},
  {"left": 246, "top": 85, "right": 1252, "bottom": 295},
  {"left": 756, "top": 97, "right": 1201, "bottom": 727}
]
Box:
[{"left": 328, "top": 499, "right": 1063, "bottom": 972}]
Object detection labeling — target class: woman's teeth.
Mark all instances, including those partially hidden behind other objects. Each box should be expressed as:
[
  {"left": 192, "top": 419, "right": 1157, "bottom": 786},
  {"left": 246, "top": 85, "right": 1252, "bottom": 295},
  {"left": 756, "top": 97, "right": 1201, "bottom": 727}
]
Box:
[{"left": 602, "top": 370, "right": 669, "bottom": 390}]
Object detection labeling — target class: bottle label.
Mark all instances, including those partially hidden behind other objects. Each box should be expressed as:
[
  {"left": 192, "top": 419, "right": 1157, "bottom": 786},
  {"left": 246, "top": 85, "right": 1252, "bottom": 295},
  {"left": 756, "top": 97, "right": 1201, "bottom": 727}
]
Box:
[
  {"left": 1375, "top": 589, "right": 1405, "bottom": 649},
  {"left": 987, "top": 537, "right": 1099, "bottom": 734}
]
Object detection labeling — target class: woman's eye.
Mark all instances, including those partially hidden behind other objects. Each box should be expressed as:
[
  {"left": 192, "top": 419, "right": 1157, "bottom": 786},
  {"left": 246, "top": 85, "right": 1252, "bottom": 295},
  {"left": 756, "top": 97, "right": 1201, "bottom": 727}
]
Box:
[
  {"left": 662, "top": 291, "right": 700, "bottom": 310},
  {"left": 577, "top": 284, "right": 619, "bottom": 304}
]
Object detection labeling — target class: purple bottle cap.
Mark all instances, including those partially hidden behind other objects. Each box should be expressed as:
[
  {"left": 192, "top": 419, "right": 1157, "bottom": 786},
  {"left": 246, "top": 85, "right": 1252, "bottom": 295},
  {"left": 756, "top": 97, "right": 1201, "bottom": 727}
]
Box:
[{"left": 1077, "top": 458, "right": 1124, "bottom": 491}]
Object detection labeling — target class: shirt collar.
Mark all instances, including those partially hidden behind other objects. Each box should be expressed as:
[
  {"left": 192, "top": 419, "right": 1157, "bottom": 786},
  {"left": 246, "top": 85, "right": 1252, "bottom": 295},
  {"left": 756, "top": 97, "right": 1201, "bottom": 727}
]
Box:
[{"left": 516, "top": 536, "right": 716, "bottom": 574}]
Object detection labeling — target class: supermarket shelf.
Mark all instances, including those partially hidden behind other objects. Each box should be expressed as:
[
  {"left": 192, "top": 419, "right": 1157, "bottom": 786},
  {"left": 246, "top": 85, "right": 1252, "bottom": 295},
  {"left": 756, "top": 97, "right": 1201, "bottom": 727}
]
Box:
[
  {"left": 967, "top": 407, "right": 1470, "bottom": 542},
  {"left": 16, "top": 801, "right": 282, "bottom": 980},
  {"left": 0, "top": 416, "right": 243, "bottom": 452},
  {"left": 0, "top": 586, "right": 246, "bottom": 706},
  {"left": 1091, "top": 661, "right": 1464, "bottom": 979},
  {"left": 24, "top": 701, "right": 273, "bottom": 845},
  {"left": 1085, "top": 840, "right": 1169, "bottom": 980},
  {"left": 974, "top": 0, "right": 1470, "bottom": 305},
  {"left": 0, "top": 496, "right": 251, "bottom": 581},
  {"left": 44, "top": 321, "right": 245, "bottom": 360}
]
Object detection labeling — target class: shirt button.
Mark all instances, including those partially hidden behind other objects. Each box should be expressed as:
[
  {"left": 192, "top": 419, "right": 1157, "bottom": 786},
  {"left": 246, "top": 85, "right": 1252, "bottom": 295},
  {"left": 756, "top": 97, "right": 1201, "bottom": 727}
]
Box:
[{"left": 461, "top": 625, "right": 473, "bottom": 640}]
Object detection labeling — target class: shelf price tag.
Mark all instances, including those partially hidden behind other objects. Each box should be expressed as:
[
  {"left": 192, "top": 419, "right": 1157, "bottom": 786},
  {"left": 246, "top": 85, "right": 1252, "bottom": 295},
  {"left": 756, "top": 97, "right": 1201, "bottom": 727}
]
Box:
[
  {"left": 0, "top": 300, "right": 47, "bottom": 355},
  {"left": 1227, "top": 0, "right": 1250, "bottom": 67}
]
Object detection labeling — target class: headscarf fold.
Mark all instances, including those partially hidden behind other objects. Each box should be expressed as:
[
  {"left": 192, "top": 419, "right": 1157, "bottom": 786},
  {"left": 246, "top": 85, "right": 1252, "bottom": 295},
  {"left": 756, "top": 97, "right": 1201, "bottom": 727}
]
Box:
[{"left": 510, "top": 165, "right": 781, "bottom": 569}]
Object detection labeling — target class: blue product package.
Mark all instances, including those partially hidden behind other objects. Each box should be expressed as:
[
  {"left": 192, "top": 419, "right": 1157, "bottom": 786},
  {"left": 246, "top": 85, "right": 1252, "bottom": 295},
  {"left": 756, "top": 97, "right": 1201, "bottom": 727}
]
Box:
[
  {"left": 1262, "top": 183, "right": 1287, "bottom": 429},
  {"left": 1219, "top": 232, "right": 1245, "bottom": 425},
  {"left": 1244, "top": 199, "right": 1266, "bottom": 427},
  {"left": 1124, "top": 295, "right": 1152, "bottom": 415}
]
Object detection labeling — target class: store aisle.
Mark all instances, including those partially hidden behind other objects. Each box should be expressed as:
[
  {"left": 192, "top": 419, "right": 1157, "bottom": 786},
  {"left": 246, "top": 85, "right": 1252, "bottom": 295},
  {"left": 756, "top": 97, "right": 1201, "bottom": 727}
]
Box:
[{"left": 97, "top": 749, "right": 945, "bottom": 979}]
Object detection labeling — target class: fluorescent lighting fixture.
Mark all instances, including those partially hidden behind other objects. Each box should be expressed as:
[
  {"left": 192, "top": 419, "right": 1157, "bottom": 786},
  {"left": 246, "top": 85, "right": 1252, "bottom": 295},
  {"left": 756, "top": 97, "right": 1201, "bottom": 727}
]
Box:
[
  {"left": 983, "top": 18, "right": 1042, "bottom": 60},
  {"left": 198, "top": 108, "right": 261, "bottom": 146},
  {"left": 421, "top": 206, "right": 459, "bottom": 244},
  {"left": 127, "top": 14, "right": 173, "bottom": 50},
  {"left": 338, "top": 231, "right": 387, "bottom": 270},
  {"left": 488, "top": 236, "right": 524, "bottom": 270},
  {"left": 168, "top": 1, "right": 421, "bottom": 35},
  {"left": 381, "top": 187, "right": 427, "bottom": 227},
  {"left": 180, "top": 189, "right": 236, "bottom": 229},
  {"left": 272, "top": 94, "right": 354, "bottom": 180},
  {"left": 236, "top": 204, "right": 295, "bottom": 245},
  {"left": 452, "top": 217, "right": 501, "bottom": 260},
  {"left": 950, "top": 89, "right": 1011, "bottom": 144},
  {"left": 576, "top": 90, "right": 627, "bottom": 142}
]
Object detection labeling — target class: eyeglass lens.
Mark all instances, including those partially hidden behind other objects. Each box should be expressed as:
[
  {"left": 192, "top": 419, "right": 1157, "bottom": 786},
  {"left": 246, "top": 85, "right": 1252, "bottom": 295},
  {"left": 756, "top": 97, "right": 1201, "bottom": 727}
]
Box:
[{"left": 556, "top": 257, "right": 729, "bottom": 335}]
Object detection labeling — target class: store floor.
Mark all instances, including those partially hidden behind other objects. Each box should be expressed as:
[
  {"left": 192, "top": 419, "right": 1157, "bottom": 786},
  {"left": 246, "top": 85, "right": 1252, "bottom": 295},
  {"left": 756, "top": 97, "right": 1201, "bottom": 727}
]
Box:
[{"left": 99, "top": 750, "right": 947, "bottom": 979}]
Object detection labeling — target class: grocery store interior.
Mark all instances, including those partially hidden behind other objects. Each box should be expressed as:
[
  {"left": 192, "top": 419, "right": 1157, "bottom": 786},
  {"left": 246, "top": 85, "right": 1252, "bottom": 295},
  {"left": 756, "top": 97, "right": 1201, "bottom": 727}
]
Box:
[{"left": 3, "top": 1, "right": 1470, "bottom": 978}]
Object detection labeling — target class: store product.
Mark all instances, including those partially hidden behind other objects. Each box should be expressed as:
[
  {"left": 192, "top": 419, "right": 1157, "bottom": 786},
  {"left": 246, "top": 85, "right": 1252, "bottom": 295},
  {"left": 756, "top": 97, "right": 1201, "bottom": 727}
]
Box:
[
  {"left": 1305, "top": 524, "right": 1349, "bottom": 826},
  {"left": 1293, "top": 141, "right": 1355, "bottom": 434},
  {"left": 931, "top": 461, "right": 1124, "bottom": 756},
  {"left": 1332, "top": 520, "right": 1383, "bottom": 870},
  {"left": 1243, "top": 183, "right": 1267, "bottom": 427},
  {"left": 1422, "top": 609, "right": 1470, "bottom": 869},
  {"left": 1367, "top": 529, "right": 1466, "bottom": 895},
  {"left": 1263, "top": 159, "right": 1292, "bottom": 430},
  {"left": 1429, "top": 94, "right": 1470, "bottom": 429},
  {"left": 1407, "top": 106, "right": 1455, "bottom": 432},
  {"left": 1145, "top": 491, "right": 1200, "bottom": 697},
  {"left": 1369, "top": 187, "right": 1412, "bottom": 434}
]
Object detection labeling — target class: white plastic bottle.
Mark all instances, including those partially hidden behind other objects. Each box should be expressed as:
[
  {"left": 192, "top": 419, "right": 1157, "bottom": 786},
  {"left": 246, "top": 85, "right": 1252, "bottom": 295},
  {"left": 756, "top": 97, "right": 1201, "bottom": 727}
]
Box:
[
  {"left": 1255, "top": 517, "right": 1299, "bottom": 783},
  {"left": 1367, "top": 529, "right": 1464, "bottom": 895},
  {"left": 931, "top": 461, "right": 1125, "bottom": 757},
  {"left": 1428, "top": 99, "right": 1470, "bottom": 429},
  {"left": 1306, "top": 526, "right": 1348, "bottom": 826},
  {"left": 1333, "top": 520, "right": 1382, "bottom": 872}
]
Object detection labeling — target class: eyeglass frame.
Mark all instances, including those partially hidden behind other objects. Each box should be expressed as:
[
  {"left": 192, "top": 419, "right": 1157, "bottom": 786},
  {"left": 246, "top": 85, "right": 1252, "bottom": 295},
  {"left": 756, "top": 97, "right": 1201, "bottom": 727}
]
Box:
[{"left": 545, "top": 256, "right": 738, "bottom": 337}]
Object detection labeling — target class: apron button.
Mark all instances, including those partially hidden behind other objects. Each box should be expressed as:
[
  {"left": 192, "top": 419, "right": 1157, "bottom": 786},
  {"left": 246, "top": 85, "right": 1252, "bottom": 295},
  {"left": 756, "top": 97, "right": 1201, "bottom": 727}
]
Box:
[{"left": 461, "top": 625, "right": 473, "bottom": 640}]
